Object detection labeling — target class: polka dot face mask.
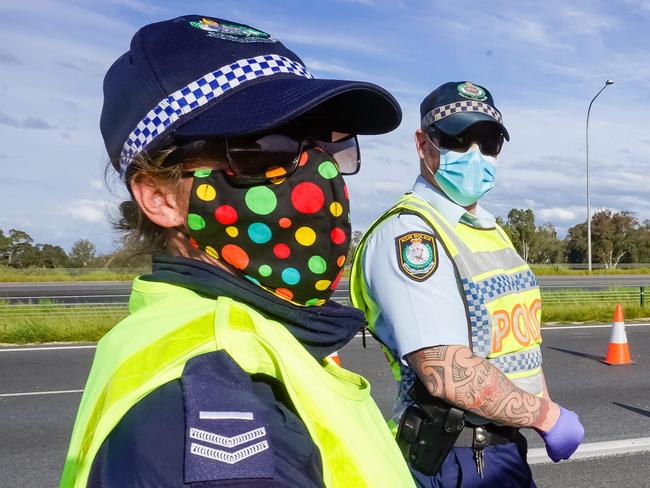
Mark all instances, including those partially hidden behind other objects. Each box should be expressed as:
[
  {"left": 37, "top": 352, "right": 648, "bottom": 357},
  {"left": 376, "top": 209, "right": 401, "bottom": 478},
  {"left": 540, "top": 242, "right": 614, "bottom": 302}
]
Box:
[{"left": 186, "top": 148, "right": 351, "bottom": 306}]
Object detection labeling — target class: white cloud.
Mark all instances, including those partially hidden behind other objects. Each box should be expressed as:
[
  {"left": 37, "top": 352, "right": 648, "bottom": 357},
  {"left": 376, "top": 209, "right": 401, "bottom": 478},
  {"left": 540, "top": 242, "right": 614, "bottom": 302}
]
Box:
[
  {"left": 303, "top": 58, "right": 361, "bottom": 77},
  {"left": 64, "top": 199, "right": 112, "bottom": 223},
  {"left": 90, "top": 179, "right": 104, "bottom": 190},
  {"left": 277, "top": 31, "right": 391, "bottom": 57},
  {"left": 538, "top": 207, "right": 581, "bottom": 222}
]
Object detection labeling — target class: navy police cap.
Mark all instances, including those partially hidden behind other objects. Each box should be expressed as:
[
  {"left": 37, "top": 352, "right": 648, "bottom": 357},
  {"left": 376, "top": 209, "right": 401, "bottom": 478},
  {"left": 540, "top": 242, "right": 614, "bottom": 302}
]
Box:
[
  {"left": 101, "top": 15, "right": 402, "bottom": 177},
  {"left": 420, "top": 81, "right": 509, "bottom": 140}
]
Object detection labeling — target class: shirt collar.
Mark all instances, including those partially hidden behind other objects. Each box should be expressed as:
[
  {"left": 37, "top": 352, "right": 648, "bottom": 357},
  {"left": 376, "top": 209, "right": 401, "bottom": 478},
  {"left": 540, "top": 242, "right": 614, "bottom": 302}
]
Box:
[{"left": 411, "top": 175, "right": 496, "bottom": 229}]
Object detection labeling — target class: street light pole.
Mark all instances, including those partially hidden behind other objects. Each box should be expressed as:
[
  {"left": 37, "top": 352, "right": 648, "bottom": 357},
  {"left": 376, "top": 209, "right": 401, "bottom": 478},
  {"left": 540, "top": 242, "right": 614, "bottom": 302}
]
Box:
[{"left": 586, "top": 79, "right": 614, "bottom": 272}]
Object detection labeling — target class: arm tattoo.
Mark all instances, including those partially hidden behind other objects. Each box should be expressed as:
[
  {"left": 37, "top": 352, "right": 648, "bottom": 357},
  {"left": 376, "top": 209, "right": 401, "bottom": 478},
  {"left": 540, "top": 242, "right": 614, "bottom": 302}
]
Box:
[{"left": 407, "top": 346, "right": 550, "bottom": 429}]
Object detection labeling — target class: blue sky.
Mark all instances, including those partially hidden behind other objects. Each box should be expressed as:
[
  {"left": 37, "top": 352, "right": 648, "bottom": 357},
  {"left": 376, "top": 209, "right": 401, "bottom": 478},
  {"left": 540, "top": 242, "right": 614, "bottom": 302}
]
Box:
[{"left": 1, "top": 0, "right": 649, "bottom": 253}]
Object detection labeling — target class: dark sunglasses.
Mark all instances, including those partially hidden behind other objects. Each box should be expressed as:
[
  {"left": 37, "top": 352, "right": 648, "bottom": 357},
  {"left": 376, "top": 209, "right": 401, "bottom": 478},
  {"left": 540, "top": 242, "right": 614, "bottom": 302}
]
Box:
[
  {"left": 172, "top": 126, "right": 360, "bottom": 183},
  {"left": 428, "top": 124, "right": 504, "bottom": 157}
]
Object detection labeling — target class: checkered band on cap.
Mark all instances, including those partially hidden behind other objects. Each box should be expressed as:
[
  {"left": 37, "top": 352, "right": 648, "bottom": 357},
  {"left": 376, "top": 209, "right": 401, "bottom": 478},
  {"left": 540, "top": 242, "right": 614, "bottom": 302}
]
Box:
[
  {"left": 119, "top": 54, "right": 313, "bottom": 176},
  {"left": 422, "top": 100, "right": 503, "bottom": 128}
]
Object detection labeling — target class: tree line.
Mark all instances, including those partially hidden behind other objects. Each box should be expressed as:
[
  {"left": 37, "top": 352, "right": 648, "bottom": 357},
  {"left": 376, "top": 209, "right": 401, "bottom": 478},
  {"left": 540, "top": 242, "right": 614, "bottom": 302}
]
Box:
[
  {"left": 0, "top": 229, "right": 148, "bottom": 269},
  {"left": 344, "top": 208, "right": 650, "bottom": 268},
  {"left": 497, "top": 209, "right": 650, "bottom": 267},
  {"left": 2, "top": 207, "right": 649, "bottom": 269}
]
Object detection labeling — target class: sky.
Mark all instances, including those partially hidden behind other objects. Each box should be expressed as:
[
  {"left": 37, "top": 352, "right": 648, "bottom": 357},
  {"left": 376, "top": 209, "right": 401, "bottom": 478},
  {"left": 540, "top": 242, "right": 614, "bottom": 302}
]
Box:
[{"left": 1, "top": 0, "right": 649, "bottom": 254}]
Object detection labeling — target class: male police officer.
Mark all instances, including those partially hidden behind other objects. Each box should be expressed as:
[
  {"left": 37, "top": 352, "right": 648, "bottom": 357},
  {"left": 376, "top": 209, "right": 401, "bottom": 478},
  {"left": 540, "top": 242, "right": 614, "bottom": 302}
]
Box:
[{"left": 350, "top": 81, "right": 585, "bottom": 486}]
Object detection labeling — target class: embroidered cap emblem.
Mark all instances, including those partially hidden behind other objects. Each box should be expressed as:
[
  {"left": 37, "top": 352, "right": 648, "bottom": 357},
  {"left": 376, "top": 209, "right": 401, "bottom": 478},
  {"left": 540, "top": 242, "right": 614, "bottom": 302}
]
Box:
[
  {"left": 190, "top": 18, "right": 277, "bottom": 43},
  {"left": 395, "top": 232, "right": 438, "bottom": 281},
  {"left": 457, "top": 81, "right": 488, "bottom": 101}
]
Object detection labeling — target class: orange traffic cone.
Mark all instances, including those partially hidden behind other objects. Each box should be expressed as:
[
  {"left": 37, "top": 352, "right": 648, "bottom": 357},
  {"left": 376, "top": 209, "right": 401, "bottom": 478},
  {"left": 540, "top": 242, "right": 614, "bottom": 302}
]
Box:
[
  {"left": 603, "top": 304, "right": 633, "bottom": 366},
  {"left": 327, "top": 350, "right": 342, "bottom": 366}
]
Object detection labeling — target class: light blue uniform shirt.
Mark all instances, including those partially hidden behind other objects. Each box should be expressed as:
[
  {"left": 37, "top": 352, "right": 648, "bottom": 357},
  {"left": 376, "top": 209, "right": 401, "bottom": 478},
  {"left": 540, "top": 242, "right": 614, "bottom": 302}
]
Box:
[{"left": 361, "top": 175, "right": 497, "bottom": 417}]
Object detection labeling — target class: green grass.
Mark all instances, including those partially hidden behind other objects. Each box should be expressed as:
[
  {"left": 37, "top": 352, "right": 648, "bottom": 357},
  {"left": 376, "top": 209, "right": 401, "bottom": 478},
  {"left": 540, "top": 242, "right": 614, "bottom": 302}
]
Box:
[
  {"left": 542, "top": 302, "right": 648, "bottom": 323},
  {"left": 0, "top": 266, "right": 147, "bottom": 282},
  {"left": 2, "top": 295, "right": 648, "bottom": 344},
  {"left": 530, "top": 264, "right": 650, "bottom": 275},
  {"left": 540, "top": 287, "right": 649, "bottom": 323},
  {"left": 2, "top": 264, "right": 650, "bottom": 282},
  {"left": 0, "top": 300, "right": 128, "bottom": 343}
]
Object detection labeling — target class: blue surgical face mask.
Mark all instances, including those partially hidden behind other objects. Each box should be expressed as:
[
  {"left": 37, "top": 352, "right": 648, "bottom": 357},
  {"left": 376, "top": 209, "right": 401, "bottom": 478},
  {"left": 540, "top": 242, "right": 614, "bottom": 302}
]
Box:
[{"left": 427, "top": 145, "right": 497, "bottom": 206}]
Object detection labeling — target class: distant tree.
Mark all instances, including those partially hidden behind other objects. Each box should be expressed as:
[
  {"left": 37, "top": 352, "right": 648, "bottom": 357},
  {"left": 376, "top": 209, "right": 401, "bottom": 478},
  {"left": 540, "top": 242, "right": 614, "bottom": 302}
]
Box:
[
  {"left": 630, "top": 221, "right": 650, "bottom": 263},
  {"left": 37, "top": 244, "right": 69, "bottom": 268},
  {"left": 0, "top": 229, "right": 9, "bottom": 263},
  {"left": 591, "top": 210, "right": 637, "bottom": 268},
  {"left": 565, "top": 210, "right": 638, "bottom": 267},
  {"left": 94, "top": 248, "right": 152, "bottom": 269},
  {"left": 565, "top": 222, "right": 587, "bottom": 263},
  {"left": 346, "top": 230, "right": 364, "bottom": 265},
  {"left": 532, "top": 224, "right": 565, "bottom": 264},
  {"left": 69, "top": 239, "right": 97, "bottom": 268},
  {"left": 5, "top": 229, "right": 35, "bottom": 267},
  {"left": 501, "top": 209, "right": 536, "bottom": 262}
]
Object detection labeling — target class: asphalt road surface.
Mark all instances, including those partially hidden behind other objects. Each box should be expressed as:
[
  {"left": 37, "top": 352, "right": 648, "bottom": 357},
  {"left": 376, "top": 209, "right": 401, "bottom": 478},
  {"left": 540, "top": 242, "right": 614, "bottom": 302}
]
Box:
[
  {"left": 2, "top": 275, "right": 649, "bottom": 304},
  {"left": 1, "top": 324, "right": 648, "bottom": 487}
]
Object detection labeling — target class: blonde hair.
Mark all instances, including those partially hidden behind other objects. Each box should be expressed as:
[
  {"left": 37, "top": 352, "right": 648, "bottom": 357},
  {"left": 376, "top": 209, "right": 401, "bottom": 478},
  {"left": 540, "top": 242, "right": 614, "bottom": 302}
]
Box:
[{"left": 112, "top": 147, "right": 183, "bottom": 257}]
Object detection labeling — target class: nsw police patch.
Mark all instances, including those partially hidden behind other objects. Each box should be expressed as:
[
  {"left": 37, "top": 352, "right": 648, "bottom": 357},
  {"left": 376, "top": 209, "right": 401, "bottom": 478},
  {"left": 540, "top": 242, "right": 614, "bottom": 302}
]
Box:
[{"left": 395, "top": 232, "right": 438, "bottom": 281}]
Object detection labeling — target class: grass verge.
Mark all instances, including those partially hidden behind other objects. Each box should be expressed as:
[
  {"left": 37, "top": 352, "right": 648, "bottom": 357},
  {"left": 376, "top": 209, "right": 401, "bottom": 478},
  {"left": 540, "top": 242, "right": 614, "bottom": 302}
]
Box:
[
  {"left": 2, "top": 264, "right": 650, "bottom": 282},
  {"left": 542, "top": 302, "right": 648, "bottom": 323},
  {"left": 1, "top": 299, "right": 648, "bottom": 344},
  {"left": 530, "top": 265, "right": 650, "bottom": 275},
  {"left": 0, "top": 301, "right": 128, "bottom": 343},
  {"left": 0, "top": 266, "right": 146, "bottom": 282}
]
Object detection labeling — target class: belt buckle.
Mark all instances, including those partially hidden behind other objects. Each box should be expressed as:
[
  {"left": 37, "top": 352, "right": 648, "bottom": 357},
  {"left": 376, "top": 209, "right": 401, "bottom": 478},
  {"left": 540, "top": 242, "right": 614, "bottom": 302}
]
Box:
[{"left": 472, "top": 426, "right": 488, "bottom": 449}]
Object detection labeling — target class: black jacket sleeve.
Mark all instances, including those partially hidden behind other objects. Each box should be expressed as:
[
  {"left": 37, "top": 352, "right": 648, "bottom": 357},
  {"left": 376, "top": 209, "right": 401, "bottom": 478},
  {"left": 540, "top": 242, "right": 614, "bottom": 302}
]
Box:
[{"left": 88, "top": 351, "right": 325, "bottom": 488}]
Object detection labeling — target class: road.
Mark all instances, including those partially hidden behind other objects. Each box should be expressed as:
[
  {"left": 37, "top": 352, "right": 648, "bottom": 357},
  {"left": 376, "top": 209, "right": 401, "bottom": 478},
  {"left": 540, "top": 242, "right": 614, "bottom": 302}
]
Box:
[
  {"left": 1, "top": 325, "right": 649, "bottom": 487},
  {"left": 1, "top": 275, "right": 649, "bottom": 304}
]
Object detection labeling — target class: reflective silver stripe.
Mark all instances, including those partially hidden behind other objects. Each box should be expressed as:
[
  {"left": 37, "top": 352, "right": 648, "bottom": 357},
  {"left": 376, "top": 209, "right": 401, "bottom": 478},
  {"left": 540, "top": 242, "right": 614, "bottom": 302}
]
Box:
[
  {"left": 397, "top": 198, "right": 525, "bottom": 277},
  {"left": 394, "top": 196, "right": 540, "bottom": 358},
  {"left": 488, "top": 347, "right": 542, "bottom": 374},
  {"left": 509, "top": 374, "right": 544, "bottom": 396},
  {"left": 199, "top": 411, "right": 254, "bottom": 420}
]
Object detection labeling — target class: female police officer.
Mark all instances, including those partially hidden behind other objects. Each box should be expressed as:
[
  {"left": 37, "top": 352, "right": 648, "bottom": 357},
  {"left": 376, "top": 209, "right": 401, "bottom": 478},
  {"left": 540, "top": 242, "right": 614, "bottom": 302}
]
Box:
[{"left": 60, "top": 15, "right": 414, "bottom": 487}]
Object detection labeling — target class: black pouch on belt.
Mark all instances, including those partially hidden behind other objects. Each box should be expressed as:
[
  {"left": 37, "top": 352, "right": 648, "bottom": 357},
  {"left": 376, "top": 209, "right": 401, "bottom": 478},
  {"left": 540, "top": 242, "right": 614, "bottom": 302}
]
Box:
[{"left": 396, "top": 379, "right": 465, "bottom": 476}]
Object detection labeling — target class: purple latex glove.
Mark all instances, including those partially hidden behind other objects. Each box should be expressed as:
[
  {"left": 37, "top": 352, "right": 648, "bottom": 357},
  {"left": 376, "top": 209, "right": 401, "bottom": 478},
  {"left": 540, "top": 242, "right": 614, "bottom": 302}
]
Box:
[{"left": 538, "top": 407, "right": 585, "bottom": 462}]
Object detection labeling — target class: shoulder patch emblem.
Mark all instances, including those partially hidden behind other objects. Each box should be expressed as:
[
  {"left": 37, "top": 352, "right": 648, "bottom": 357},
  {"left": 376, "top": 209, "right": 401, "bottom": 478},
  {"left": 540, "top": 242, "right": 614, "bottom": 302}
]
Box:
[{"left": 395, "top": 232, "right": 438, "bottom": 281}]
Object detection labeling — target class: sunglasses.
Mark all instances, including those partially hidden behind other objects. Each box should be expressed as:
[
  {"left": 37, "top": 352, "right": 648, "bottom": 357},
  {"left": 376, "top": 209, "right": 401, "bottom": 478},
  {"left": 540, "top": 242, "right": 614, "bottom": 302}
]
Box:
[
  {"left": 173, "top": 125, "right": 360, "bottom": 183},
  {"left": 428, "top": 124, "right": 504, "bottom": 157}
]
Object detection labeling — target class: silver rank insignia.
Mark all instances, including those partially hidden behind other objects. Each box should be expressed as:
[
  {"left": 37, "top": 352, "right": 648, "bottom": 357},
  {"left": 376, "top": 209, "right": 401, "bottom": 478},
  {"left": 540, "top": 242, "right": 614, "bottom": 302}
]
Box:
[{"left": 395, "top": 232, "right": 438, "bottom": 281}]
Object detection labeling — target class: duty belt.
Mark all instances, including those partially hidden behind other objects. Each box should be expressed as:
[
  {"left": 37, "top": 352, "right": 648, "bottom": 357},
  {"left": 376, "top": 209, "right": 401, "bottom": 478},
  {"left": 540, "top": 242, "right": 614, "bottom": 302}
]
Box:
[
  {"left": 454, "top": 424, "right": 520, "bottom": 479},
  {"left": 454, "top": 423, "right": 519, "bottom": 448}
]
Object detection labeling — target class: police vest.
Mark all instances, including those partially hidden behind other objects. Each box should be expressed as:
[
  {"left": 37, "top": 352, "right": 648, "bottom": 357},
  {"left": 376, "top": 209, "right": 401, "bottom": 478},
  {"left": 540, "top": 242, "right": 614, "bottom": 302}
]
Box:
[
  {"left": 60, "top": 278, "right": 415, "bottom": 488},
  {"left": 350, "top": 193, "right": 544, "bottom": 402}
]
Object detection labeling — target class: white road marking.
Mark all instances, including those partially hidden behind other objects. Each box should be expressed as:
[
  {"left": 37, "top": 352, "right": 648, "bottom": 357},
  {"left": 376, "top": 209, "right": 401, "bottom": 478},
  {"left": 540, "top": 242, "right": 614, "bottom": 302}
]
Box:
[
  {"left": 351, "top": 322, "right": 650, "bottom": 337},
  {"left": 528, "top": 436, "right": 650, "bottom": 465},
  {"left": 0, "top": 345, "right": 97, "bottom": 352},
  {"left": 0, "top": 323, "right": 648, "bottom": 350},
  {"left": 0, "top": 389, "right": 84, "bottom": 398},
  {"left": 542, "top": 323, "right": 650, "bottom": 330}
]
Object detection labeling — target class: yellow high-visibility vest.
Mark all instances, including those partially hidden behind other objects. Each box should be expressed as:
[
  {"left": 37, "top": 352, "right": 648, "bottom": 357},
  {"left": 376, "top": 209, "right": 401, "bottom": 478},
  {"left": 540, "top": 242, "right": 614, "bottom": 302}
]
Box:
[
  {"left": 61, "top": 277, "right": 415, "bottom": 488},
  {"left": 350, "top": 193, "right": 543, "bottom": 397}
]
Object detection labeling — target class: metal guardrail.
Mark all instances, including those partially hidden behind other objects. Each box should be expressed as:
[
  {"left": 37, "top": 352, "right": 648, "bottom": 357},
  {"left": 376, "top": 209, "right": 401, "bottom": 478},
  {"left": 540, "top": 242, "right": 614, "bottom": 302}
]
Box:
[
  {"left": 1, "top": 287, "right": 646, "bottom": 319},
  {"left": 541, "top": 288, "right": 645, "bottom": 305}
]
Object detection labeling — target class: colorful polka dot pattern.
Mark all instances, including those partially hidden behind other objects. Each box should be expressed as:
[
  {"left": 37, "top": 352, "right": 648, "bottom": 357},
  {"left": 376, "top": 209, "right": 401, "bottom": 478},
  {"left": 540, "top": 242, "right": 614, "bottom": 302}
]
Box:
[{"left": 186, "top": 149, "right": 351, "bottom": 306}]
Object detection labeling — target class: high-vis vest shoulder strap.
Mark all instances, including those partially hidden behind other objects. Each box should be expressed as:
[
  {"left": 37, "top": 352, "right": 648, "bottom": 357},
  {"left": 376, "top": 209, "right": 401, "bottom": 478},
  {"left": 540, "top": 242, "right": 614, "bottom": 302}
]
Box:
[
  {"left": 61, "top": 278, "right": 414, "bottom": 488},
  {"left": 351, "top": 193, "right": 544, "bottom": 397}
]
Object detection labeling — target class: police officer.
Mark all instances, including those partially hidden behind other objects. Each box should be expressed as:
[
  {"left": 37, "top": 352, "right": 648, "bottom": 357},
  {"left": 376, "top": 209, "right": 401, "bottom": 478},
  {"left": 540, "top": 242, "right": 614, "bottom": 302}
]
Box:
[
  {"left": 60, "top": 15, "right": 415, "bottom": 487},
  {"left": 350, "top": 81, "right": 585, "bottom": 487}
]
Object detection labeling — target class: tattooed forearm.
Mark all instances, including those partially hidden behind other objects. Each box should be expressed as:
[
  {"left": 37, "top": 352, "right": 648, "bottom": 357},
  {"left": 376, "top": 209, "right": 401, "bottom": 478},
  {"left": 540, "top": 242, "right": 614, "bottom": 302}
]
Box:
[{"left": 407, "top": 346, "right": 553, "bottom": 430}]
